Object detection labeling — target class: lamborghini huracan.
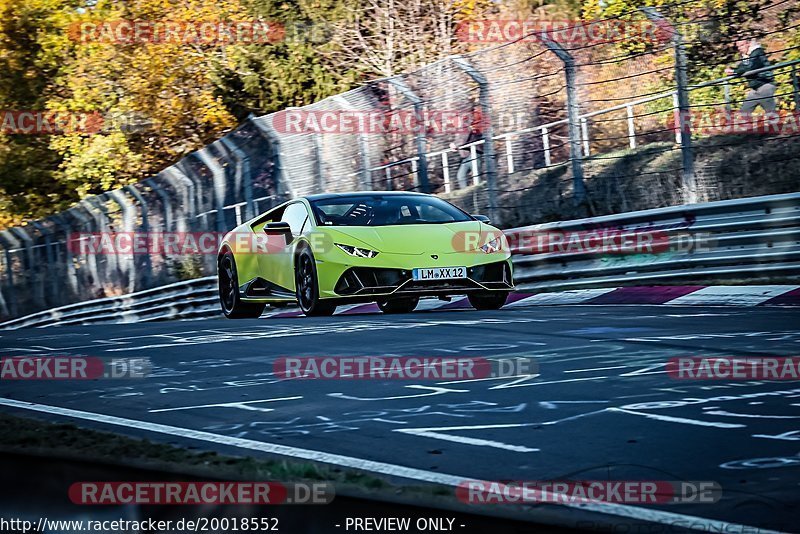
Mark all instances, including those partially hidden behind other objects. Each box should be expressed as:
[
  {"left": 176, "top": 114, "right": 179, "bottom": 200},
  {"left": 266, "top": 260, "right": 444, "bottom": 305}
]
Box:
[{"left": 217, "top": 192, "right": 514, "bottom": 317}]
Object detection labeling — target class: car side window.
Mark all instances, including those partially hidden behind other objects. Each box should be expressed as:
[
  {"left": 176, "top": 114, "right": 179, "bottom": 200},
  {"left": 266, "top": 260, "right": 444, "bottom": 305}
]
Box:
[{"left": 281, "top": 202, "right": 309, "bottom": 235}]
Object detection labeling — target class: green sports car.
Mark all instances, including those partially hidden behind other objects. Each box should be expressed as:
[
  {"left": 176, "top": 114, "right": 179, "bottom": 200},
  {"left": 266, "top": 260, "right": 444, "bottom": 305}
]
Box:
[{"left": 217, "top": 192, "right": 514, "bottom": 317}]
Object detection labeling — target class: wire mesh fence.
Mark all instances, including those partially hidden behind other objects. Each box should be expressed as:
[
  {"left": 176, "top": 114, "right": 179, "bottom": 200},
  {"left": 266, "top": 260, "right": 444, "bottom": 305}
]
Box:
[{"left": 1, "top": 0, "right": 799, "bottom": 319}]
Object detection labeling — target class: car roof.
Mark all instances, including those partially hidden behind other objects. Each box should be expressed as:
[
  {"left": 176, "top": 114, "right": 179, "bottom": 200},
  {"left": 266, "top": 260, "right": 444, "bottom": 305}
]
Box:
[{"left": 304, "top": 191, "right": 429, "bottom": 202}]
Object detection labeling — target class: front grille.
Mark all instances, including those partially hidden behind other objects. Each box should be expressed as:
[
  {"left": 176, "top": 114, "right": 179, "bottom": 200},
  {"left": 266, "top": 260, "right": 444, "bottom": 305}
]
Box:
[
  {"left": 334, "top": 267, "right": 410, "bottom": 295},
  {"left": 334, "top": 261, "right": 512, "bottom": 296}
]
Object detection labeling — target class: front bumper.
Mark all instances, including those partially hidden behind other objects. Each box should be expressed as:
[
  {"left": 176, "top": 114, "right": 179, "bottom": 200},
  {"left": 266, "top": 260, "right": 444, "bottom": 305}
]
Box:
[{"left": 328, "top": 259, "right": 513, "bottom": 299}]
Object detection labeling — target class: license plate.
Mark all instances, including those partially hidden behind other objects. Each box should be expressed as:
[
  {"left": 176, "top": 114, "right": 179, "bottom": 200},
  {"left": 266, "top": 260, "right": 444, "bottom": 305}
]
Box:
[{"left": 412, "top": 266, "right": 467, "bottom": 281}]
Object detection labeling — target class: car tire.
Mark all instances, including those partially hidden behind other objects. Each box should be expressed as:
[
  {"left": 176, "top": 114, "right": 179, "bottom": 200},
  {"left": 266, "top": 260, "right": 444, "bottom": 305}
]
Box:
[
  {"left": 218, "top": 251, "right": 266, "bottom": 319},
  {"left": 295, "top": 248, "right": 337, "bottom": 317},
  {"left": 377, "top": 297, "right": 419, "bottom": 314},
  {"left": 468, "top": 291, "right": 509, "bottom": 311}
]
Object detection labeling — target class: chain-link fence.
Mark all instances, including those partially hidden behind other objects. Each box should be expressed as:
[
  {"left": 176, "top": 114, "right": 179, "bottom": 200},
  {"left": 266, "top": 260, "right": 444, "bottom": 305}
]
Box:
[{"left": 1, "top": 0, "right": 799, "bottom": 320}]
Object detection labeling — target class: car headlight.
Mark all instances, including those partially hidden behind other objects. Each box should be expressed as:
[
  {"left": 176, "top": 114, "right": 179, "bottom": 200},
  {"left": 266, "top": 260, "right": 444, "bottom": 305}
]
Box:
[
  {"left": 335, "top": 243, "right": 380, "bottom": 258},
  {"left": 480, "top": 237, "right": 502, "bottom": 254}
]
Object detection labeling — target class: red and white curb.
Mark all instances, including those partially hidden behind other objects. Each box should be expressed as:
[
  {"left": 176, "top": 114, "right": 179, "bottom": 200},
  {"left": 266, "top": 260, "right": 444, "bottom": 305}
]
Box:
[{"left": 261, "top": 285, "right": 800, "bottom": 318}]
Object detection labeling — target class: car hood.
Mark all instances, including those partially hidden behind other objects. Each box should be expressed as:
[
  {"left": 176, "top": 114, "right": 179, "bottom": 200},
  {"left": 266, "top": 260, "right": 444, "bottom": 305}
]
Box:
[{"left": 321, "top": 221, "right": 486, "bottom": 255}]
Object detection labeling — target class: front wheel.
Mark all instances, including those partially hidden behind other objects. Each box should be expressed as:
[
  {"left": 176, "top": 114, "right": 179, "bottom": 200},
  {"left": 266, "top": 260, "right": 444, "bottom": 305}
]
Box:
[
  {"left": 377, "top": 297, "right": 419, "bottom": 314},
  {"left": 295, "top": 249, "right": 337, "bottom": 316},
  {"left": 468, "top": 291, "right": 509, "bottom": 311},
  {"left": 218, "top": 252, "right": 265, "bottom": 319}
]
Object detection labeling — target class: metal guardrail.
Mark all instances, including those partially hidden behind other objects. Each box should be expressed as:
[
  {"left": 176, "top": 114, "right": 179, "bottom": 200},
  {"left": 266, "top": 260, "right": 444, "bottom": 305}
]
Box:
[
  {"left": 0, "top": 277, "right": 218, "bottom": 330},
  {"left": 2, "top": 192, "right": 798, "bottom": 329},
  {"left": 512, "top": 191, "right": 800, "bottom": 290}
]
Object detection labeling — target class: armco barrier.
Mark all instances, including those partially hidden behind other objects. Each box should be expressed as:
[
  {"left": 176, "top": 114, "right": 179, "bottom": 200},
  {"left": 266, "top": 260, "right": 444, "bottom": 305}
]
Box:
[
  {"left": 512, "top": 191, "right": 800, "bottom": 290},
  {"left": 2, "top": 192, "right": 798, "bottom": 329}
]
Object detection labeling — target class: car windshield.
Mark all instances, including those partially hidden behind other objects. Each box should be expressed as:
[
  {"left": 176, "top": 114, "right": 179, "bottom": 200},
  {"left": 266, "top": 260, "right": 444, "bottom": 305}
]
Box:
[{"left": 309, "top": 195, "right": 473, "bottom": 226}]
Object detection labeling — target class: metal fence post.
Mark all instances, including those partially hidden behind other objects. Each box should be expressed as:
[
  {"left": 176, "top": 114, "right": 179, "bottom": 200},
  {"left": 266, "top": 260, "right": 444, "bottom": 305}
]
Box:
[
  {"left": 51, "top": 214, "right": 79, "bottom": 295},
  {"left": 125, "top": 184, "right": 152, "bottom": 288},
  {"left": 162, "top": 166, "right": 196, "bottom": 230},
  {"left": 0, "top": 241, "right": 10, "bottom": 318},
  {"left": 641, "top": 8, "right": 696, "bottom": 204},
  {"left": 10, "top": 226, "right": 45, "bottom": 309},
  {"left": 793, "top": 64, "right": 800, "bottom": 110},
  {"left": 536, "top": 37, "right": 586, "bottom": 206},
  {"left": 313, "top": 132, "right": 325, "bottom": 193},
  {"left": 144, "top": 178, "right": 173, "bottom": 231},
  {"left": 31, "top": 221, "right": 57, "bottom": 306},
  {"left": 358, "top": 134, "right": 373, "bottom": 190},
  {"left": 252, "top": 117, "right": 295, "bottom": 201},
  {"left": 196, "top": 148, "right": 228, "bottom": 232},
  {"left": 0, "top": 231, "right": 18, "bottom": 316},
  {"left": 220, "top": 135, "right": 256, "bottom": 220},
  {"left": 452, "top": 56, "right": 499, "bottom": 224},
  {"left": 108, "top": 190, "right": 136, "bottom": 293},
  {"left": 387, "top": 78, "right": 430, "bottom": 193}
]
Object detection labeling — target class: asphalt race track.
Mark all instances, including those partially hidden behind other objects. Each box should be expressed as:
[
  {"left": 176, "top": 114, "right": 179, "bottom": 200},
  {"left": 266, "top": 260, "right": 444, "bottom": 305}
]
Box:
[{"left": 1, "top": 303, "right": 799, "bottom": 533}]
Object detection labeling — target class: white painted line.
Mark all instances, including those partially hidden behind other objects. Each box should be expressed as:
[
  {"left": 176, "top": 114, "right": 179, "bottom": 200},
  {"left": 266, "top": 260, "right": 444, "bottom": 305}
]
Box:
[
  {"left": 507, "top": 288, "right": 618, "bottom": 306},
  {"left": 394, "top": 423, "right": 540, "bottom": 453},
  {"left": 608, "top": 408, "right": 746, "bottom": 428},
  {"left": 665, "top": 285, "right": 798, "bottom": 307},
  {"left": 0, "top": 397, "right": 779, "bottom": 534},
  {"left": 565, "top": 365, "right": 629, "bottom": 373},
  {"left": 490, "top": 376, "right": 608, "bottom": 390},
  {"left": 149, "top": 396, "right": 302, "bottom": 413}
]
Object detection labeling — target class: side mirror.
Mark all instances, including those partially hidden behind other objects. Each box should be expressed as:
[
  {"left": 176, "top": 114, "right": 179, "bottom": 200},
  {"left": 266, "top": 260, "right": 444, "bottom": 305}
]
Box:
[
  {"left": 472, "top": 214, "right": 491, "bottom": 224},
  {"left": 263, "top": 221, "right": 291, "bottom": 234},
  {"left": 263, "top": 221, "right": 292, "bottom": 245}
]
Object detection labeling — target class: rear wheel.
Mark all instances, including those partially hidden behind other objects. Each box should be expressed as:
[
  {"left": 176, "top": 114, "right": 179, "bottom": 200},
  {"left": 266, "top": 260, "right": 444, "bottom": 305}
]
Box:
[
  {"left": 295, "top": 248, "right": 337, "bottom": 316},
  {"left": 377, "top": 297, "right": 419, "bottom": 314},
  {"left": 218, "top": 251, "right": 265, "bottom": 319},
  {"left": 468, "top": 291, "right": 509, "bottom": 311}
]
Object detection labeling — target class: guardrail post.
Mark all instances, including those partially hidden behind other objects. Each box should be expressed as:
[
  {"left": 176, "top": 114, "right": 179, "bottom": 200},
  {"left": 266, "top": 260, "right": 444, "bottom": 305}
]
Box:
[
  {"left": 452, "top": 56, "right": 499, "bottom": 224},
  {"left": 387, "top": 78, "right": 430, "bottom": 194},
  {"left": 535, "top": 37, "right": 587, "bottom": 206},
  {"left": 640, "top": 7, "right": 696, "bottom": 204}
]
